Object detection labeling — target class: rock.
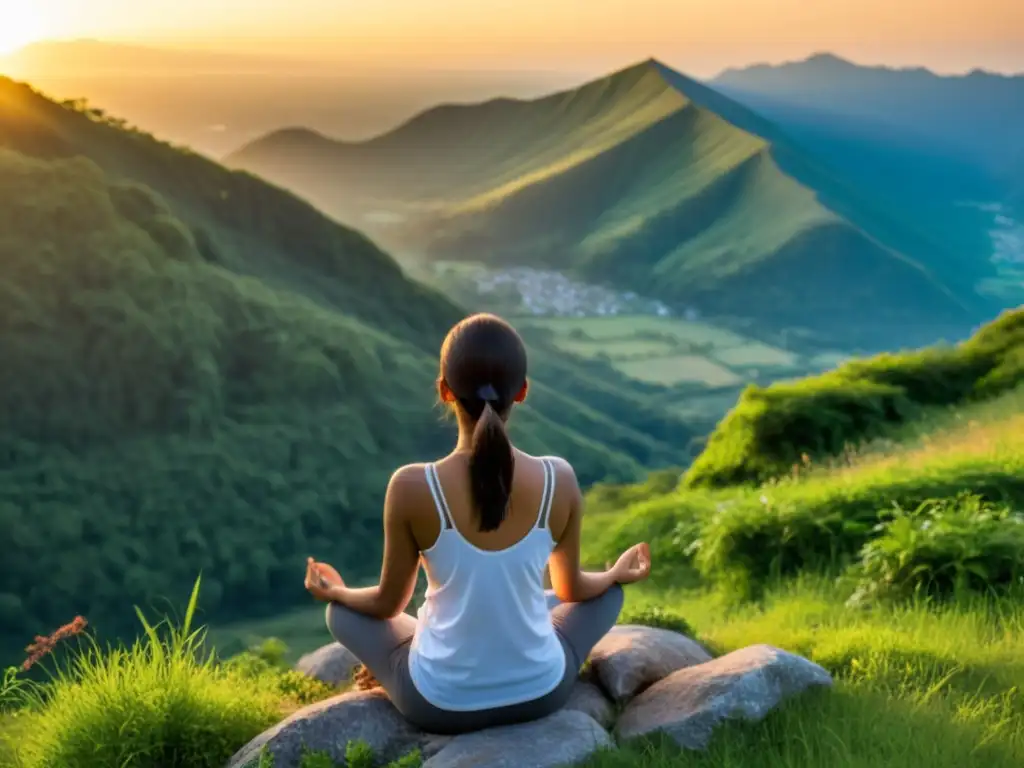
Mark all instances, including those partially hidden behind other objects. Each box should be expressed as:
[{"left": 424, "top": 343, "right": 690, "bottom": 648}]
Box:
[
  {"left": 295, "top": 642, "right": 360, "bottom": 687},
  {"left": 226, "top": 689, "right": 435, "bottom": 768},
  {"left": 563, "top": 679, "right": 616, "bottom": 729},
  {"left": 423, "top": 710, "right": 613, "bottom": 768},
  {"left": 589, "top": 624, "right": 712, "bottom": 702},
  {"left": 616, "top": 644, "right": 833, "bottom": 750}
]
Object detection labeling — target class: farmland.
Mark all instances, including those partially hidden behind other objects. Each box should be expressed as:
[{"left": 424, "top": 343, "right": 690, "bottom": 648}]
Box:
[{"left": 412, "top": 260, "right": 852, "bottom": 418}]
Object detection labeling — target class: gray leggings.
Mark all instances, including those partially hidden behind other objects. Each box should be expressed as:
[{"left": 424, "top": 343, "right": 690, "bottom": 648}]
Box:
[{"left": 325, "top": 584, "right": 624, "bottom": 735}]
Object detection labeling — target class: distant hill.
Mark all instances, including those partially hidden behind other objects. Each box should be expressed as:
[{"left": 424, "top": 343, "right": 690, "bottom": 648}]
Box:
[
  {"left": 0, "top": 78, "right": 693, "bottom": 659},
  {"left": 713, "top": 53, "right": 1024, "bottom": 177},
  {"left": 713, "top": 54, "right": 1024, "bottom": 203},
  {"left": 228, "top": 59, "right": 987, "bottom": 351}
]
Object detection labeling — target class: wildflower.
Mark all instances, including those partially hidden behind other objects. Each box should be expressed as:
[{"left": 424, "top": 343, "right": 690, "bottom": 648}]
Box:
[{"left": 22, "top": 615, "right": 88, "bottom": 672}]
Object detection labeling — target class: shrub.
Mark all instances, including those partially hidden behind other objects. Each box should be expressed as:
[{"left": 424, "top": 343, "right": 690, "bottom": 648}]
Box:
[
  {"left": 10, "top": 577, "right": 287, "bottom": 768},
  {"left": 684, "top": 307, "right": 1024, "bottom": 488},
  {"left": 848, "top": 495, "right": 1024, "bottom": 605},
  {"left": 694, "top": 464, "right": 1024, "bottom": 598}
]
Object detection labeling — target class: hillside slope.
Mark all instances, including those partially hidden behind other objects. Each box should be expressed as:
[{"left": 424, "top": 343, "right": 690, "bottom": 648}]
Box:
[
  {"left": 228, "top": 60, "right": 985, "bottom": 350},
  {"left": 713, "top": 53, "right": 1024, "bottom": 185},
  {"left": 711, "top": 54, "right": 1022, "bottom": 286},
  {"left": 684, "top": 304, "right": 1024, "bottom": 488},
  {"left": 0, "top": 80, "right": 695, "bottom": 659}
]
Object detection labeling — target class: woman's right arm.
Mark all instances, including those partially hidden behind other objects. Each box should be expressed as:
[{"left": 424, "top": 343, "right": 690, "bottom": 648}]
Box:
[{"left": 548, "top": 460, "right": 650, "bottom": 602}]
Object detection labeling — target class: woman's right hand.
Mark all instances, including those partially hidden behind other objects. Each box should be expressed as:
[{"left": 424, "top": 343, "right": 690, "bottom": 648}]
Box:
[{"left": 610, "top": 543, "right": 652, "bottom": 584}]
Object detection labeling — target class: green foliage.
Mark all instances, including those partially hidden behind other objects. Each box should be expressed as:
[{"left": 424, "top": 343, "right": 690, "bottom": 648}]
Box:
[
  {"left": 0, "top": 82, "right": 697, "bottom": 659},
  {"left": 685, "top": 307, "right": 1024, "bottom": 488},
  {"left": 223, "top": 642, "right": 334, "bottom": 706},
  {"left": 618, "top": 605, "right": 694, "bottom": 637},
  {"left": 848, "top": 495, "right": 1024, "bottom": 605},
  {"left": 8, "top": 577, "right": 283, "bottom": 768}
]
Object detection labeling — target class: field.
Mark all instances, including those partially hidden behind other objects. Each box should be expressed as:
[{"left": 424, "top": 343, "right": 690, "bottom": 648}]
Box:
[{"left": 516, "top": 314, "right": 840, "bottom": 393}]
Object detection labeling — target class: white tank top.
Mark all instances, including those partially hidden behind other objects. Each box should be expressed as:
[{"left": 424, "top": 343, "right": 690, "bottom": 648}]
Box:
[{"left": 407, "top": 457, "right": 567, "bottom": 711}]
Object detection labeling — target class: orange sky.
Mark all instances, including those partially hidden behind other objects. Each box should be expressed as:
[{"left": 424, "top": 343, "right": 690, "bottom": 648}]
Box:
[{"left": 8, "top": 0, "right": 1024, "bottom": 76}]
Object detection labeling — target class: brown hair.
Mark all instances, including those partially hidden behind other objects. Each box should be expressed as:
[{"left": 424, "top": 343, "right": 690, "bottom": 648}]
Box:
[{"left": 439, "top": 313, "right": 527, "bottom": 532}]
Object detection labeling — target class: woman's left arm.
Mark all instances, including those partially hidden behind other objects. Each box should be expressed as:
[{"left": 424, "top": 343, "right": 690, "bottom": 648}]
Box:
[{"left": 314, "top": 467, "right": 422, "bottom": 619}]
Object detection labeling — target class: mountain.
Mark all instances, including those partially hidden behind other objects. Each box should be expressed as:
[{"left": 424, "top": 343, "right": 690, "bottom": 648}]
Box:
[
  {"left": 228, "top": 59, "right": 987, "bottom": 351},
  {"left": 713, "top": 53, "right": 1024, "bottom": 180},
  {"left": 0, "top": 77, "right": 694, "bottom": 659}
]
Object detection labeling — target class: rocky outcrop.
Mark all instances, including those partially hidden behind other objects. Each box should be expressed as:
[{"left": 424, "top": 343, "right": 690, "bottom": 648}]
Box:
[
  {"left": 563, "top": 679, "right": 616, "bottom": 729},
  {"left": 422, "top": 710, "right": 613, "bottom": 768},
  {"left": 225, "top": 689, "right": 437, "bottom": 768},
  {"left": 589, "top": 624, "right": 712, "bottom": 702},
  {"left": 615, "top": 644, "right": 834, "bottom": 749},
  {"left": 295, "top": 643, "right": 360, "bottom": 687},
  {"left": 231, "top": 629, "right": 832, "bottom": 767}
]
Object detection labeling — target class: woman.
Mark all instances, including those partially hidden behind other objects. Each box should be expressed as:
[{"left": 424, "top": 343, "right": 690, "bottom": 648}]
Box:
[{"left": 303, "top": 312, "right": 652, "bottom": 735}]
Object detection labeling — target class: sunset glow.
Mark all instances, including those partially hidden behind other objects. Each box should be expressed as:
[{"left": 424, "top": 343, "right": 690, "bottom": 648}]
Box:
[
  {"left": 8, "top": 0, "right": 1024, "bottom": 76},
  {"left": 0, "top": 5, "right": 47, "bottom": 54}
]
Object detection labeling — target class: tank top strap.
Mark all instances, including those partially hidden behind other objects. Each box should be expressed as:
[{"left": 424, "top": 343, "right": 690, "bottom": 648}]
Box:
[
  {"left": 424, "top": 463, "right": 454, "bottom": 530},
  {"left": 536, "top": 458, "right": 556, "bottom": 530}
]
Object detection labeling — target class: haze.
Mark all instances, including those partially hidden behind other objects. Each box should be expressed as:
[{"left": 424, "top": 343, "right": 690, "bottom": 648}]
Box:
[{"left": 11, "top": 0, "right": 1024, "bottom": 76}]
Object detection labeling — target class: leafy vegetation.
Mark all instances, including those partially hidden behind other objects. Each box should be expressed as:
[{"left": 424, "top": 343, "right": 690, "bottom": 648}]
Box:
[
  {"left": 0, "top": 80, "right": 700, "bottom": 661},
  {"left": 685, "top": 305, "right": 1024, "bottom": 488},
  {"left": 228, "top": 61, "right": 986, "bottom": 350},
  {"left": 3, "top": 316, "right": 1024, "bottom": 766}
]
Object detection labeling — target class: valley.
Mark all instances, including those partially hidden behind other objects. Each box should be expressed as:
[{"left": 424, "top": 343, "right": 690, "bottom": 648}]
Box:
[
  {"left": 227, "top": 59, "right": 995, "bottom": 353},
  {"left": 1, "top": 29, "right": 1023, "bottom": 768},
  {"left": 411, "top": 259, "right": 851, "bottom": 426}
]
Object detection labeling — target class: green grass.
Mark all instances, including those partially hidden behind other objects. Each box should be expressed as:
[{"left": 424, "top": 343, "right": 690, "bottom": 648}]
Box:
[
  {"left": 579, "top": 581, "right": 1024, "bottom": 767},
  {"left": 4, "top": 381, "right": 1024, "bottom": 766},
  {"left": 685, "top": 305, "right": 1024, "bottom": 488},
  {"left": 571, "top": 386, "right": 1024, "bottom": 766}
]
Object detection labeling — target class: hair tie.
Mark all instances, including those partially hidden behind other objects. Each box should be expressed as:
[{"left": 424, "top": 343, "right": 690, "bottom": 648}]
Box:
[{"left": 476, "top": 384, "right": 499, "bottom": 402}]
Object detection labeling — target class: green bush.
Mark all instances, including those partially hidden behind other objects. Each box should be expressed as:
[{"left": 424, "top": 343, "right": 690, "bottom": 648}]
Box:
[
  {"left": 684, "top": 307, "right": 1024, "bottom": 489},
  {"left": 848, "top": 495, "right": 1024, "bottom": 605},
  {"left": 693, "top": 462, "right": 1024, "bottom": 598},
  {"left": 223, "top": 638, "right": 335, "bottom": 706},
  {"left": 7, "top": 578, "right": 293, "bottom": 768}
]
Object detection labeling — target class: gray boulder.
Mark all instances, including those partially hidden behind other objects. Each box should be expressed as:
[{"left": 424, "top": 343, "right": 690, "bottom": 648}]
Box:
[
  {"left": 423, "top": 710, "right": 613, "bottom": 768},
  {"left": 589, "top": 624, "right": 712, "bottom": 702},
  {"left": 616, "top": 644, "right": 833, "bottom": 750},
  {"left": 563, "top": 679, "right": 616, "bottom": 729},
  {"left": 226, "top": 689, "right": 440, "bottom": 768},
  {"left": 295, "top": 643, "right": 360, "bottom": 687}
]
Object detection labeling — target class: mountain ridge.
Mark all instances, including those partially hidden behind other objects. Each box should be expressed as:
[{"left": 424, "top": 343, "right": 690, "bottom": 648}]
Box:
[
  {"left": 0, "top": 76, "right": 698, "bottom": 655},
  {"left": 228, "top": 58, "right": 985, "bottom": 349}
]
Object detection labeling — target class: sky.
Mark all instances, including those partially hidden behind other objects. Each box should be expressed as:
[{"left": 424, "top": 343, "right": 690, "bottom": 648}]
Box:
[{"left": 3, "top": 0, "right": 1024, "bottom": 77}]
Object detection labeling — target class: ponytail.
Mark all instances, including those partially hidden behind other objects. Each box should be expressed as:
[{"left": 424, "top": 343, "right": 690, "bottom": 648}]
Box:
[{"left": 469, "top": 401, "right": 515, "bottom": 532}]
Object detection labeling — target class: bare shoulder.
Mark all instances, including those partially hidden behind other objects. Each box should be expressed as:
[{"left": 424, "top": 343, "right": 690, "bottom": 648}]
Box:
[
  {"left": 385, "top": 463, "right": 433, "bottom": 515},
  {"left": 540, "top": 456, "right": 581, "bottom": 497}
]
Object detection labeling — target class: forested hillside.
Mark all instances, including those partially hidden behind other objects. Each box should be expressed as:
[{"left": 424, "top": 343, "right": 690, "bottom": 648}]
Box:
[
  {"left": 0, "top": 79, "right": 694, "bottom": 660},
  {"left": 228, "top": 60, "right": 987, "bottom": 350}
]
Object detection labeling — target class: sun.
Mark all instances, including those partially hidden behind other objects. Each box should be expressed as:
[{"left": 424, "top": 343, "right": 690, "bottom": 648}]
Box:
[{"left": 0, "top": 6, "right": 47, "bottom": 55}]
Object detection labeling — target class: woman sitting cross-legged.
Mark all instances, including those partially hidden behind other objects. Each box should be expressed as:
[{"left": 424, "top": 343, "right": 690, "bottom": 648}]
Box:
[{"left": 303, "top": 312, "right": 652, "bottom": 735}]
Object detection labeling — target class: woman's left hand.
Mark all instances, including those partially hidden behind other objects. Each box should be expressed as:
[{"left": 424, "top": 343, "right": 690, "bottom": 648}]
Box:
[{"left": 304, "top": 557, "right": 344, "bottom": 602}]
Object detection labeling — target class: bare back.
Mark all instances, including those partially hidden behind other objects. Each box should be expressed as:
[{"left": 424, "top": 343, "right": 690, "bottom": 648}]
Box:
[{"left": 405, "top": 449, "right": 576, "bottom": 554}]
